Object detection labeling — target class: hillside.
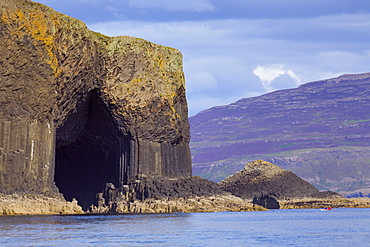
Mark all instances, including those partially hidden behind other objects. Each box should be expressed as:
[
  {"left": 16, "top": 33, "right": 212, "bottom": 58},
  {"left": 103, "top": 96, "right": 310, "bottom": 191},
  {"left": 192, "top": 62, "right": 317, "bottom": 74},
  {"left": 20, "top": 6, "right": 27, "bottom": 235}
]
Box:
[{"left": 190, "top": 73, "right": 370, "bottom": 195}]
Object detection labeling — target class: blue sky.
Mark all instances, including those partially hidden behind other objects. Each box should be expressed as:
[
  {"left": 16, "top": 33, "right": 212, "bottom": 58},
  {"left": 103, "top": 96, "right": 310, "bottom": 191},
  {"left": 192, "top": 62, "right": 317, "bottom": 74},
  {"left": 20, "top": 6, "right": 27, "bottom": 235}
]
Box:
[{"left": 35, "top": 0, "right": 370, "bottom": 116}]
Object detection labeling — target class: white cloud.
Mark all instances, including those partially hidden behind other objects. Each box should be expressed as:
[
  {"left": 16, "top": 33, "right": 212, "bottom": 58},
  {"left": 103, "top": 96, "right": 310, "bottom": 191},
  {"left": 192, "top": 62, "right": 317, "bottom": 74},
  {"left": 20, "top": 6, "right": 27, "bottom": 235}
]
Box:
[
  {"left": 72, "top": 0, "right": 102, "bottom": 4},
  {"left": 106, "top": 5, "right": 124, "bottom": 18},
  {"left": 128, "top": 0, "right": 216, "bottom": 12},
  {"left": 253, "top": 64, "right": 301, "bottom": 92},
  {"left": 88, "top": 14, "right": 370, "bottom": 115}
]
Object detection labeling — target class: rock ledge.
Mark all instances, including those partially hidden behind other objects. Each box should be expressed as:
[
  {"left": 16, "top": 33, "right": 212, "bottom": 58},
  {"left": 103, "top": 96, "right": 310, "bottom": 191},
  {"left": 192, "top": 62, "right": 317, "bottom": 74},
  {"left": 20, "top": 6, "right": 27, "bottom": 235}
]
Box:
[{"left": 0, "top": 193, "right": 83, "bottom": 215}]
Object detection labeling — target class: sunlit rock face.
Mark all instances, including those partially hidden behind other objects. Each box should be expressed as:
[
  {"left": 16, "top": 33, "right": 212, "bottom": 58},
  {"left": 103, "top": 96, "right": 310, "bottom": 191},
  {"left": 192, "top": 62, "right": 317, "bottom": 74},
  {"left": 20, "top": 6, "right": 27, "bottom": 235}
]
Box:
[{"left": 0, "top": 0, "right": 191, "bottom": 209}]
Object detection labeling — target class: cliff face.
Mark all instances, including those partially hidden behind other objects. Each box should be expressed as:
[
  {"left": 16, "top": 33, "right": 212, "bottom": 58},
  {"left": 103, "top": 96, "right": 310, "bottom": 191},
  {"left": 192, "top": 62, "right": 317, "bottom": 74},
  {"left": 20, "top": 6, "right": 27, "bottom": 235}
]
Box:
[
  {"left": 190, "top": 73, "right": 370, "bottom": 195},
  {"left": 0, "top": 0, "right": 191, "bottom": 209}
]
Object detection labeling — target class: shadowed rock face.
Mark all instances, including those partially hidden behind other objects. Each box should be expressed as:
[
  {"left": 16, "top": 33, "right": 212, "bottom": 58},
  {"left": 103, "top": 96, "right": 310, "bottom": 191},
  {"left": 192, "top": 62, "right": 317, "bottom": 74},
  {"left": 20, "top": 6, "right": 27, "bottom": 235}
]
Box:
[
  {"left": 252, "top": 194, "right": 280, "bottom": 209},
  {"left": 0, "top": 0, "right": 191, "bottom": 209},
  {"left": 54, "top": 90, "right": 131, "bottom": 209}
]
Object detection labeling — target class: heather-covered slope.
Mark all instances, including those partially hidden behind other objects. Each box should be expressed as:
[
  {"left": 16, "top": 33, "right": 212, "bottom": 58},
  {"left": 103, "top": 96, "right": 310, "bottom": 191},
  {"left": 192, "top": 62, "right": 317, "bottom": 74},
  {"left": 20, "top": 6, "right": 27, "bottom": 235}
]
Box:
[{"left": 190, "top": 73, "right": 370, "bottom": 195}]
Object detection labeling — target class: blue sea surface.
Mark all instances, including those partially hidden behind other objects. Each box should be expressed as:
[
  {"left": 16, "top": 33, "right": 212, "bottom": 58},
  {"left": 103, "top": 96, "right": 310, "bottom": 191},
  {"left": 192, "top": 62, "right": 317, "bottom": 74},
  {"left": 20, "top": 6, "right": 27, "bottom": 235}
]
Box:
[{"left": 0, "top": 208, "right": 369, "bottom": 246}]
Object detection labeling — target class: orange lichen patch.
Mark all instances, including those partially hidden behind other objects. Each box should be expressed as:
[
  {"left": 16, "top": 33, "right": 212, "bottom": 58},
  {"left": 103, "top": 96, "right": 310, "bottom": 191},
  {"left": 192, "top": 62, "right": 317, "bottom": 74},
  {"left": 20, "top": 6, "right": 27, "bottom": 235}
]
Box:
[
  {"left": 2, "top": 7, "right": 60, "bottom": 75},
  {"left": 20, "top": 10, "right": 59, "bottom": 74}
]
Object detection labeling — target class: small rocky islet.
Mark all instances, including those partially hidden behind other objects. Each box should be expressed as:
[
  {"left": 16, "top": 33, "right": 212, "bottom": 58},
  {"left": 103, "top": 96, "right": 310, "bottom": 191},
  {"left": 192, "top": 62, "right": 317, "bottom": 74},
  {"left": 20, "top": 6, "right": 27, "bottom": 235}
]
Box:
[{"left": 1, "top": 0, "right": 369, "bottom": 215}]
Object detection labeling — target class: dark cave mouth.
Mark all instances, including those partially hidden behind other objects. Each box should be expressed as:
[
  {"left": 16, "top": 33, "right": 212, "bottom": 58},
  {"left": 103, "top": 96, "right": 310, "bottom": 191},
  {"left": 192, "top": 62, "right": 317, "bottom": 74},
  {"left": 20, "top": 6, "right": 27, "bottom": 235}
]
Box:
[{"left": 54, "top": 90, "right": 130, "bottom": 210}]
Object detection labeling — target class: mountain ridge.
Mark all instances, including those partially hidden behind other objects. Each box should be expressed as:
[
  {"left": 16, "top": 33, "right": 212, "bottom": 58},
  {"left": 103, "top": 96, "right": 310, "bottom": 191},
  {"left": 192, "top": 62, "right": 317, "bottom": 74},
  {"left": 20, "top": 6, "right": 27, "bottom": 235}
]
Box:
[{"left": 190, "top": 72, "right": 370, "bottom": 195}]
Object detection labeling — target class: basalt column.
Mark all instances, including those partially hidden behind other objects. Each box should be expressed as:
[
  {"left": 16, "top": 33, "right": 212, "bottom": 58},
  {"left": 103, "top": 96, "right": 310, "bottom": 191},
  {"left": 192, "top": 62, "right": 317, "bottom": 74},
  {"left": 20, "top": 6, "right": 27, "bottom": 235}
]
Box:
[{"left": 0, "top": 115, "right": 56, "bottom": 194}]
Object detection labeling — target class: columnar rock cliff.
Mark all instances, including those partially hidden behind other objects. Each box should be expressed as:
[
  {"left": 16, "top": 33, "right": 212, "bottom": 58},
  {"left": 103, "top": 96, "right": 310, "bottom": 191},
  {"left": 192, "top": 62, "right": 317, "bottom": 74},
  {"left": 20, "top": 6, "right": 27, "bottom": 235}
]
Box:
[{"left": 0, "top": 0, "right": 191, "bottom": 209}]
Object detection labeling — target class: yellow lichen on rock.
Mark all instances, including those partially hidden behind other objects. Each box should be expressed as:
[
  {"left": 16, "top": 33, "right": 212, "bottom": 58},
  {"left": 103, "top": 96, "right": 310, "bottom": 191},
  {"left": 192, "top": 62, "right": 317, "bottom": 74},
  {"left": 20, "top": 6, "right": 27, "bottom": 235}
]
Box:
[
  {"left": 3, "top": 8, "right": 57, "bottom": 74},
  {"left": 102, "top": 36, "right": 185, "bottom": 104}
]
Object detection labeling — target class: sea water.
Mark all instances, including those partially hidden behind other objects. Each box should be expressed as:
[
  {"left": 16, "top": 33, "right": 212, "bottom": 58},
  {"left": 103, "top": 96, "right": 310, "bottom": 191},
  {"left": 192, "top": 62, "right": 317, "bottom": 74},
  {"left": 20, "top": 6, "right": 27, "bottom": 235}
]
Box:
[{"left": 0, "top": 208, "right": 369, "bottom": 246}]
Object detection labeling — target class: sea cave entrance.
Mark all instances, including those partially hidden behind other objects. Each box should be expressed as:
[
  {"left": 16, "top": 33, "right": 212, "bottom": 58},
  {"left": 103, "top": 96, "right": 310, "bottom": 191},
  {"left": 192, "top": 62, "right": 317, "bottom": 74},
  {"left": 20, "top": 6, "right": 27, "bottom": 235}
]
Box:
[{"left": 54, "top": 90, "right": 130, "bottom": 210}]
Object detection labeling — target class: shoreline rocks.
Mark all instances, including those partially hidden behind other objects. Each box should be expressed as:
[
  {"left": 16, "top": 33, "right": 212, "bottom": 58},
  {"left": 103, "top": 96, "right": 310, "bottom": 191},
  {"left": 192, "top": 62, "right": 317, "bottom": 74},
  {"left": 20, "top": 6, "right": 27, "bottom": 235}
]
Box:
[
  {"left": 114, "top": 195, "right": 266, "bottom": 213},
  {"left": 1, "top": 160, "right": 370, "bottom": 215},
  {"left": 0, "top": 193, "right": 84, "bottom": 215},
  {"left": 279, "top": 196, "right": 370, "bottom": 209},
  {"left": 1, "top": 191, "right": 370, "bottom": 216},
  {"left": 2, "top": 193, "right": 369, "bottom": 215},
  {"left": 87, "top": 176, "right": 267, "bottom": 213}
]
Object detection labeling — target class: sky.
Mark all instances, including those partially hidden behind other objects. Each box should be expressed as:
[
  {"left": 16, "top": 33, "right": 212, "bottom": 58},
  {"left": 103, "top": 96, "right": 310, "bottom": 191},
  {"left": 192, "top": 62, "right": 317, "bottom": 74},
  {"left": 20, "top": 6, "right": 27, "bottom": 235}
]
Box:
[{"left": 34, "top": 0, "right": 370, "bottom": 116}]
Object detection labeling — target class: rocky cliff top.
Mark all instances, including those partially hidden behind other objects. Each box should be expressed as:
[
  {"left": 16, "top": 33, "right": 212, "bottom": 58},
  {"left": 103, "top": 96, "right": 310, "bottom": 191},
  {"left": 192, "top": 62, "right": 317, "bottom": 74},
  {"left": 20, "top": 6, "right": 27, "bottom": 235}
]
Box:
[
  {"left": 1, "top": 0, "right": 188, "bottom": 142},
  {"left": 219, "top": 160, "right": 320, "bottom": 199}
]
